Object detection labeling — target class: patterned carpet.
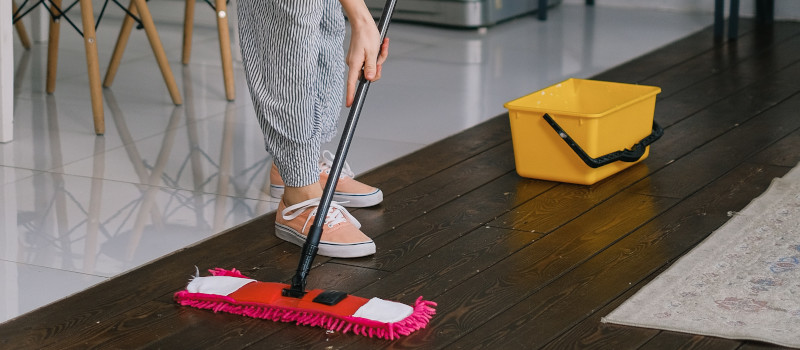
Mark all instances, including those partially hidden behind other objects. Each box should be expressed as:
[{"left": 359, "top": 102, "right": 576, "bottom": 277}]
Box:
[{"left": 603, "top": 163, "right": 800, "bottom": 348}]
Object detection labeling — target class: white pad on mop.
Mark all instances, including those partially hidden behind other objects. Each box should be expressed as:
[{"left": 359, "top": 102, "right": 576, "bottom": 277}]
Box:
[
  {"left": 352, "top": 297, "right": 414, "bottom": 323},
  {"left": 186, "top": 276, "right": 255, "bottom": 296}
]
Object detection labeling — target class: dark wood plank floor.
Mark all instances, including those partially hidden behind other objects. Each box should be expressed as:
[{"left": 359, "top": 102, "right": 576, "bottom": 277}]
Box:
[{"left": 2, "top": 19, "right": 800, "bottom": 349}]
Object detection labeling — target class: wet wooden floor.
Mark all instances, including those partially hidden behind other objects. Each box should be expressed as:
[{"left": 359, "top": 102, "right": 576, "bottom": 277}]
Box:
[{"left": 2, "top": 19, "right": 799, "bottom": 350}]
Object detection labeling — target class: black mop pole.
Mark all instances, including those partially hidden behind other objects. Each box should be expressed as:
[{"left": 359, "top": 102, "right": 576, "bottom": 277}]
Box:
[{"left": 283, "top": 0, "right": 398, "bottom": 299}]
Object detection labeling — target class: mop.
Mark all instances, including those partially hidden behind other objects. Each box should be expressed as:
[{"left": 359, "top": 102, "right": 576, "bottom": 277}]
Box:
[{"left": 174, "top": 0, "right": 437, "bottom": 340}]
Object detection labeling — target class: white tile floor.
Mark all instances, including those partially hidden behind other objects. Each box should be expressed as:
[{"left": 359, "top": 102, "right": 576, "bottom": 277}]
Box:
[{"left": 1, "top": 3, "right": 712, "bottom": 323}]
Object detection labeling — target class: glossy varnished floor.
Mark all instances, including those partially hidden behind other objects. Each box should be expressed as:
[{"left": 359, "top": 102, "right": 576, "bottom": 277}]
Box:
[
  {"left": 2, "top": 16, "right": 799, "bottom": 349},
  {"left": 1, "top": 3, "right": 713, "bottom": 323}
]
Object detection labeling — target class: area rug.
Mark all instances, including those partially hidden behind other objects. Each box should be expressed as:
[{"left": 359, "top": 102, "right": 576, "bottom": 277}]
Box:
[{"left": 603, "top": 163, "right": 800, "bottom": 348}]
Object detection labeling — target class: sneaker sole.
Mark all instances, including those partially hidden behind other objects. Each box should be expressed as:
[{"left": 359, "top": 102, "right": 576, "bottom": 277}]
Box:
[
  {"left": 270, "top": 185, "right": 383, "bottom": 208},
  {"left": 275, "top": 223, "right": 376, "bottom": 258}
]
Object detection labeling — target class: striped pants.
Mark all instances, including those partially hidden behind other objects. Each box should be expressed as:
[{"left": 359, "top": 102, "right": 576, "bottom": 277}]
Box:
[{"left": 236, "top": 0, "right": 346, "bottom": 188}]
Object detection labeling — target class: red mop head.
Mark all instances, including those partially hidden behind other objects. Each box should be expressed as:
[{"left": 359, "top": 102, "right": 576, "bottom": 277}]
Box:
[{"left": 174, "top": 268, "right": 437, "bottom": 340}]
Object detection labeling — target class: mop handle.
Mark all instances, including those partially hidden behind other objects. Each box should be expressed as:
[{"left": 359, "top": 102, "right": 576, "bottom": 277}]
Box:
[{"left": 284, "top": 0, "right": 398, "bottom": 298}]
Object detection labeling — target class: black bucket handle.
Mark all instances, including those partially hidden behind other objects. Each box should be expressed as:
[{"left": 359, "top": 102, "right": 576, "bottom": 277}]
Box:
[{"left": 542, "top": 113, "right": 663, "bottom": 169}]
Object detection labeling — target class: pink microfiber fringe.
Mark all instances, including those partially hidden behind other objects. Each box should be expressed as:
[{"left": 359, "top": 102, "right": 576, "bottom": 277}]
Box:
[
  {"left": 208, "top": 267, "right": 248, "bottom": 278},
  {"left": 174, "top": 269, "right": 437, "bottom": 340}
]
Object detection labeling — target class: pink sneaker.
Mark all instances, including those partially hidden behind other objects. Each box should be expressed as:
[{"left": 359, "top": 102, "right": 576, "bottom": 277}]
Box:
[
  {"left": 275, "top": 198, "right": 376, "bottom": 258},
  {"left": 269, "top": 150, "right": 383, "bottom": 207}
]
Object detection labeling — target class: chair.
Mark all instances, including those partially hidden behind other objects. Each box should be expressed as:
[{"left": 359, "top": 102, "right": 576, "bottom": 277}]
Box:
[
  {"left": 42, "top": 0, "right": 105, "bottom": 134},
  {"left": 12, "top": 0, "right": 182, "bottom": 135},
  {"left": 715, "top": 0, "right": 775, "bottom": 40},
  {"left": 182, "top": 0, "right": 236, "bottom": 101},
  {"left": 12, "top": 1, "right": 31, "bottom": 49},
  {"left": 103, "top": 0, "right": 183, "bottom": 106}
]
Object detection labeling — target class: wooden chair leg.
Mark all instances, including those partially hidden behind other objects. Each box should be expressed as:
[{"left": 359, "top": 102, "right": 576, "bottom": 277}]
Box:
[
  {"left": 537, "top": 0, "right": 547, "bottom": 21},
  {"left": 131, "top": 0, "right": 183, "bottom": 105},
  {"left": 12, "top": 1, "right": 32, "bottom": 49},
  {"left": 182, "top": 0, "right": 195, "bottom": 65},
  {"left": 215, "top": 0, "right": 235, "bottom": 101},
  {"left": 714, "top": 0, "right": 724, "bottom": 40},
  {"left": 104, "top": 0, "right": 137, "bottom": 88},
  {"left": 46, "top": 0, "right": 62, "bottom": 94},
  {"left": 756, "top": 0, "right": 775, "bottom": 25},
  {"left": 728, "top": 0, "right": 740, "bottom": 39},
  {"left": 79, "top": 0, "right": 105, "bottom": 134}
]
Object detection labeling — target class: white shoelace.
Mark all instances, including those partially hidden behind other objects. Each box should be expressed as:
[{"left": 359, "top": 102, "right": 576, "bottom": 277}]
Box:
[
  {"left": 320, "top": 150, "right": 355, "bottom": 179},
  {"left": 281, "top": 198, "right": 362, "bottom": 232}
]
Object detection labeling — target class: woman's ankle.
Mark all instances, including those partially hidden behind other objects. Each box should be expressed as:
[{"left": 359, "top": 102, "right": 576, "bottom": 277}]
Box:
[{"left": 282, "top": 183, "right": 323, "bottom": 207}]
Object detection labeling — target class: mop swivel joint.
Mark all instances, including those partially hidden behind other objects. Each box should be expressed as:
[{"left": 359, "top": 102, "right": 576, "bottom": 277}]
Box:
[{"left": 282, "top": 276, "right": 308, "bottom": 298}]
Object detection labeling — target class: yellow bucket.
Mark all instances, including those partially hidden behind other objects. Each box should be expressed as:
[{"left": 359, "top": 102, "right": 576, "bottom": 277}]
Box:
[{"left": 505, "top": 78, "right": 662, "bottom": 185}]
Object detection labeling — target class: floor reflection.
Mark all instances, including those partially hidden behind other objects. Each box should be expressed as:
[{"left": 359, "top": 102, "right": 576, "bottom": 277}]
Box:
[{"left": 10, "top": 88, "right": 275, "bottom": 279}]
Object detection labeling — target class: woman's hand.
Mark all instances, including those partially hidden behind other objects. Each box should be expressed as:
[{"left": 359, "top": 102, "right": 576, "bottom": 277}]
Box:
[{"left": 340, "top": 0, "right": 390, "bottom": 107}]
